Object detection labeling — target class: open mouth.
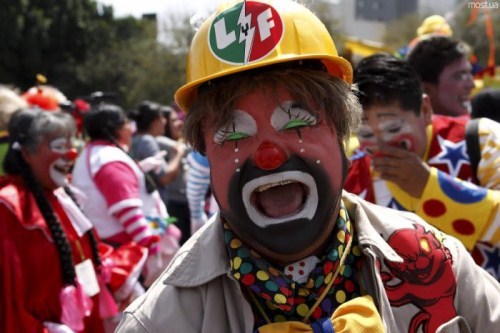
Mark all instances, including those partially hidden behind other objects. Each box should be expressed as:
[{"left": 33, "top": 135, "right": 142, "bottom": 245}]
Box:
[
  {"left": 50, "top": 163, "right": 71, "bottom": 187},
  {"left": 242, "top": 171, "right": 318, "bottom": 228},
  {"left": 252, "top": 180, "right": 309, "bottom": 218},
  {"left": 53, "top": 160, "right": 72, "bottom": 174},
  {"left": 54, "top": 165, "right": 71, "bottom": 174}
]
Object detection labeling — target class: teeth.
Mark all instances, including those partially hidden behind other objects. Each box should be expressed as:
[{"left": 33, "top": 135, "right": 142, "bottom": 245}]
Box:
[
  {"left": 243, "top": 171, "right": 318, "bottom": 227},
  {"left": 256, "top": 180, "right": 294, "bottom": 192}
]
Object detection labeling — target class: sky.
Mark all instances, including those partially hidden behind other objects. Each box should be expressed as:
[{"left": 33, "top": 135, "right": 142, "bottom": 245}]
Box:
[{"left": 98, "top": 0, "right": 223, "bottom": 18}]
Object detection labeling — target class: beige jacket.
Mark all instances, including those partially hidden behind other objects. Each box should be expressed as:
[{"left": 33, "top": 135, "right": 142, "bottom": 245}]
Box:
[{"left": 116, "top": 192, "right": 500, "bottom": 333}]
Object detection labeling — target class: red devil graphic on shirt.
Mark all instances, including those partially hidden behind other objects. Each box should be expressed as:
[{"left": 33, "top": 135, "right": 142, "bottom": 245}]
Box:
[{"left": 381, "top": 224, "right": 457, "bottom": 333}]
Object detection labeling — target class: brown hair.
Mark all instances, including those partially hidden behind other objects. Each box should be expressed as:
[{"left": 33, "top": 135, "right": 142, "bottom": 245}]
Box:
[{"left": 184, "top": 64, "right": 362, "bottom": 153}]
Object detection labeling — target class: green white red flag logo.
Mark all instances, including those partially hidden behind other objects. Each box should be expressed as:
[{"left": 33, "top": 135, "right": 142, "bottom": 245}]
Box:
[{"left": 208, "top": 1, "right": 284, "bottom": 65}]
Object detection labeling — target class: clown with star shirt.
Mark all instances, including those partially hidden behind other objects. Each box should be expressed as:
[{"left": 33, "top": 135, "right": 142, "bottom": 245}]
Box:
[{"left": 346, "top": 63, "right": 500, "bottom": 281}]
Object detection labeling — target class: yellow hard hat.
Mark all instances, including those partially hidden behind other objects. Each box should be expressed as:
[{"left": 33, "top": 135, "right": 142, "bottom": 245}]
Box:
[{"left": 174, "top": 0, "right": 352, "bottom": 112}]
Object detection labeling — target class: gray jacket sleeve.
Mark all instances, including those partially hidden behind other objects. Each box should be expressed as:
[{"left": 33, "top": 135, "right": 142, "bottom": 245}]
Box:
[{"left": 448, "top": 236, "right": 500, "bottom": 332}]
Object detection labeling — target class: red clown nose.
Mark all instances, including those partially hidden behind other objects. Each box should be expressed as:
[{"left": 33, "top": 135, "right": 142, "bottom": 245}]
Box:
[
  {"left": 253, "top": 142, "right": 287, "bottom": 170},
  {"left": 63, "top": 149, "right": 78, "bottom": 161}
]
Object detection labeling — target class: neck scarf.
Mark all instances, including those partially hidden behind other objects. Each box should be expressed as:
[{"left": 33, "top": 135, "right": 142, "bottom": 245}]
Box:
[{"left": 224, "top": 202, "right": 363, "bottom": 328}]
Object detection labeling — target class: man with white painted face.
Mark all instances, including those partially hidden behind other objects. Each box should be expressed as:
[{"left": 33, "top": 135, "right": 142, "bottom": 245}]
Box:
[
  {"left": 345, "top": 53, "right": 500, "bottom": 282},
  {"left": 117, "top": 1, "right": 500, "bottom": 332}
]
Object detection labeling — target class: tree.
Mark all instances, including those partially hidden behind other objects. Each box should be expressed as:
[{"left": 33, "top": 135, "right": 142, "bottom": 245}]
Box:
[
  {"left": 0, "top": 0, "right": 116, "bottom": 94},
  {"left": 0, "top": 0, "right": 191, "bottom": 108},
  {"left": 74, "top": 12, "right": 192, "bottom": 108},
  {"left": 161, "top": 11, "right": 197, "bottom": 55}
]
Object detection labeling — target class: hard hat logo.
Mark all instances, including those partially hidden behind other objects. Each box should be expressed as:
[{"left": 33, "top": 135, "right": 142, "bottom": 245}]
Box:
[
  {"left": 209, "top": 1, "right": 284, "bottom": 65},
  {"left": 175, "top": 0, "right": 352, "bottom": 112}
]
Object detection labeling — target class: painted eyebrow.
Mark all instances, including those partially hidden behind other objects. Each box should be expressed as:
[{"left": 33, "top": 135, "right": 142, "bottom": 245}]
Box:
[{"left": 275, "top": 101, "right": 307, "bottom": 115}]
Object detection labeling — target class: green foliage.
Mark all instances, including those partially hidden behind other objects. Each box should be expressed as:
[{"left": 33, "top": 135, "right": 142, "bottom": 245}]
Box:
[
  {"left": 0, "top": 0, "right": 192, "bottom": 109},
  {"left": 75, "top": 13, "right": 190, "bottom": 109},
  {"left": 0, "top": 0, "right": 115, "bottom": 93},
  {"left": 161, "top": 12, "right": 197, "bottom": 55}
]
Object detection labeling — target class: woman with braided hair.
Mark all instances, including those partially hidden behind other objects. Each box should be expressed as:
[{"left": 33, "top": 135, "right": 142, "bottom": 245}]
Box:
[
  {"left": 72, "top": 103, "right": 180, "bottom": 288},
  {"left": 0, "top": 107, "right": 146, "bottom": 332}
]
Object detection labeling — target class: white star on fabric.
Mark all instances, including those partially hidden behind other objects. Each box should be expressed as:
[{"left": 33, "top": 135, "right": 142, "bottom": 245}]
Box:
[{"left": 427, "top": 135, "right": 470, "bottom": 177}]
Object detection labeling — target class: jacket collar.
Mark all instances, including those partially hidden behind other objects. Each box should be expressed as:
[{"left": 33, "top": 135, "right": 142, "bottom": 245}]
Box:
[
  {"left": 163, "top": 212, "right": 230, "bottom": 287},
  {"left": 342, "top": 191, "right": 403, "bottom": 263},
  {"left": 163, "top": 191, "right": 403, "bottom": 287}
]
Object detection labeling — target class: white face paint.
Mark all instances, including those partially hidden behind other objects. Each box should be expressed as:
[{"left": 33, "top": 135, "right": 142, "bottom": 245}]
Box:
[
  {"left": 50, "top": 137, "right": 72, "bottom": 154},
  {"left": 241, "top": 170, "right": 318, "bottom": 227},
  {"left": 357, "top": 103, "right": 429, "bottom": 157},
  {"left": 50, "top": 161, "right": 69, "bottom": 188},
  {"left": 213, "top": 110, "right": 257, "bottom": 144},
  {"left": 270, "top": 101, "right": 318, "bottom": 131},
  {"left": 48, "top": 137, "right": 73, "bottom": 188}
]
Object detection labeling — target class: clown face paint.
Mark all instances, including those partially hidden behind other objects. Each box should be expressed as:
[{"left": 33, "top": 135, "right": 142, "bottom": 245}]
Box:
[
  {"left": 357, "top": 102, "right": 429, "bottom": 158},
  {"left": 24, "top": 136, "right": 77, "bottom": 190},
  {"left": 204, "top": 87, "right": 346, "bottom": 263},
  {"left": 49, "top": 137, "right": 77, "bottom": 188}
]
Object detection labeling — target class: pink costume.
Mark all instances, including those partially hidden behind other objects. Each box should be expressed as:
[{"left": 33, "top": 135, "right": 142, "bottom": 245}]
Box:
[{"left": 72, "top": 141, "right": 168, "bottom": 252}]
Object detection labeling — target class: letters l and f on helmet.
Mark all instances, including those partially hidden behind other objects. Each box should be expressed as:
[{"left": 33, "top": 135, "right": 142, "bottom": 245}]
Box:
[{"left": 174, "top": 0, "right": 353, "bottom": 112}]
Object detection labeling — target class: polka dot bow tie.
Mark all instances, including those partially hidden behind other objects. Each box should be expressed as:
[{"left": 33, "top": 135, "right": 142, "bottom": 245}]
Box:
[{"left": 255, "top": 295, "right": 383, "bottom": 333}]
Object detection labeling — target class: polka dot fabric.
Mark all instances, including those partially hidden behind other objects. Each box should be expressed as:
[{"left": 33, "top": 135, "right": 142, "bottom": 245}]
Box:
[{"left": 224, "top": 202, "right": 363, "bottom": 328}]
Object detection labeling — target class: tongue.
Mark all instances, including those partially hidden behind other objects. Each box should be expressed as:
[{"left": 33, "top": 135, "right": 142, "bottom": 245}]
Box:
[{"left": 257, "top": 183, "right": 304, "bottom": 218}]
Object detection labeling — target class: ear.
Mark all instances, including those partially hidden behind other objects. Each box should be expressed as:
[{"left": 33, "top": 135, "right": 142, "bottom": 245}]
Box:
[{"left": 421, "top": 94, "right": 433, "bottom": 126}]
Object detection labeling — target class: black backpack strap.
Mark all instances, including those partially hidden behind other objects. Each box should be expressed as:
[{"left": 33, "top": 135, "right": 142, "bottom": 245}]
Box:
[{"left": 465, "top": 118, "right": 481, "bottom": 180}]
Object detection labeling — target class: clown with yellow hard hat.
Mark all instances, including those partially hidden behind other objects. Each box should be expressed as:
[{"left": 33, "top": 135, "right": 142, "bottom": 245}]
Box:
[{"left": 116, "top": 1, "right": 500, "bottom": 332}]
